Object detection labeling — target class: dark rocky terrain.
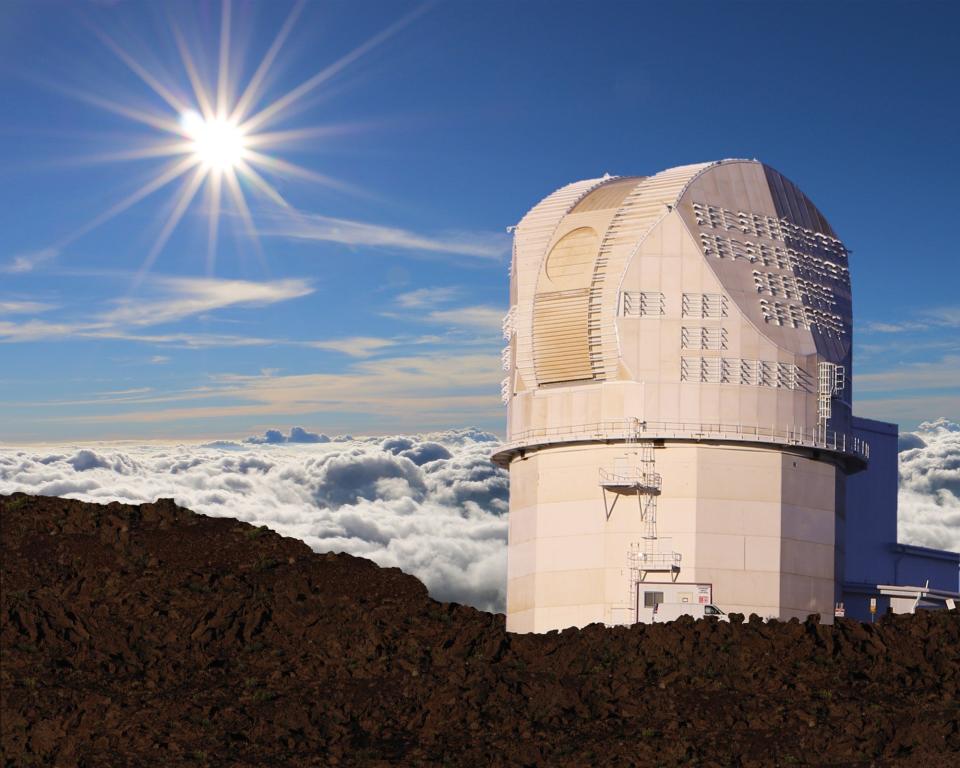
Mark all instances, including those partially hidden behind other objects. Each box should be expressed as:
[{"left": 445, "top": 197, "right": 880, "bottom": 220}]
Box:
[{"left": 1, "top": 492, "right": 958, "bottom": 767}]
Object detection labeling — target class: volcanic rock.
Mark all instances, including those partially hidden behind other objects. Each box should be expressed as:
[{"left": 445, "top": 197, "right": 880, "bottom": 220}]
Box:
[{"left": 2, "top": 493, "right": 958, "bottom": 766}]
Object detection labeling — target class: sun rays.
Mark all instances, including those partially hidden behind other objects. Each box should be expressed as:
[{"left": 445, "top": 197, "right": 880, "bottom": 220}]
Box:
[
  {"left": 54, "top": 0, "right": 426, "bottom": 281},
  {"left": 180, "top": 111, "right": 246, "bottom": 172}
]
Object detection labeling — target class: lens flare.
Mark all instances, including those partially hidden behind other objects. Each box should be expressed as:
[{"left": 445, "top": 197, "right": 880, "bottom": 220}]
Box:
[
  {"left": 51, "top": 0, "right": 427, "bottom": 281},
  {"left": 181, "top": 111, "right": 246, "bottom": 172}
]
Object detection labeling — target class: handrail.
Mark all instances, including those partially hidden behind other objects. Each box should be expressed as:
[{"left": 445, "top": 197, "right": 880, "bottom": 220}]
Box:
[
  {"left": 497, "top": 418, "right": 869, "bottom": 462},
  {"left": 633, "top": 552, "right": 682, "bottom": 567},
  {"left": 599, "top": 467, "right": 662, "bottom": 489}
]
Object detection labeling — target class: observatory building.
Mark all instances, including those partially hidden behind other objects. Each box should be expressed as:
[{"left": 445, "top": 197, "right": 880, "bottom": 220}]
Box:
[{"left": 492, "top": 159, "right": 958, "bottom": 633}]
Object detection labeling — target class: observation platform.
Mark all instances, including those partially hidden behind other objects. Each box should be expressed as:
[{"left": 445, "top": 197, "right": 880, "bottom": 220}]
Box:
[
  {"left": 599, "top": 468, "right": 662, "bottom": 495},
  {"left": 491, "top": 419, "right": 869, "bottom": 470},
  {"left": 629, "top": 550, "right": 682, "bottom": 581}
]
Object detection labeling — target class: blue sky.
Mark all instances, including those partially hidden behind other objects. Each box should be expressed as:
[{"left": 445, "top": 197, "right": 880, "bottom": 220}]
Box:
[{"left": 0, "top": 0, "right": 957, "bottom": 442}]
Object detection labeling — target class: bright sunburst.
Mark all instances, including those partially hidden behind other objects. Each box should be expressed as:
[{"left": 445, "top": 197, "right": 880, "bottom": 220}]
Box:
[
  {"left": 55, "top": 0, "right": 424, "bottom": 280},
  {"left": 181, "top": 111, "right": 246, "bottom": 173}
]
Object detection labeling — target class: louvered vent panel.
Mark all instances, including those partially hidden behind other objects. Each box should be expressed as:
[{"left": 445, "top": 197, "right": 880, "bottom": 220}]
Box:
[
  {"left": 512, "top": 177, "right": 609, "bottom": 387},
  {"left": 533, "top": 289, "right": 594, "bottom": 384}
]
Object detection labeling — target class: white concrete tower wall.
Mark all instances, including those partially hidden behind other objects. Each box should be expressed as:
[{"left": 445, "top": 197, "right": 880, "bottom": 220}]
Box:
[{"left": 494, "top": 160, "right": 867, "bottom": 633}]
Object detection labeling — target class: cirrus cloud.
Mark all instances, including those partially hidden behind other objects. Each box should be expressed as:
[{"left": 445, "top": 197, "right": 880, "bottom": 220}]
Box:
[{"left": 266, "top": 210, "right": 510, "bottom": 260}]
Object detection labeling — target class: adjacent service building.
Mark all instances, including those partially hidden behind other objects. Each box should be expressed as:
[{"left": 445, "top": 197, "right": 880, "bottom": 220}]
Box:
[{"left": 492, "top": 159, "right": 958, "bottom": 633}]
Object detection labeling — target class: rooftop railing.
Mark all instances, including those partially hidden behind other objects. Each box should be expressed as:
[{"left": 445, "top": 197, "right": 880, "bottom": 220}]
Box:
[{"left": 495, "top": 419, "right": 869, "bottom": 463}]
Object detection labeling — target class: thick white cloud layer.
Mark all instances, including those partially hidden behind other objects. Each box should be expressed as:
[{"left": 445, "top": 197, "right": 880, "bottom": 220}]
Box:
[
  {"left": 898, "top": 418, "right": 960, "bottom": 552},
  {"left": 0, "top": 428, "right": 508, "bottom": 612},
  {"left": 3, "top": 421, "right": 956, "bottom": 612}
]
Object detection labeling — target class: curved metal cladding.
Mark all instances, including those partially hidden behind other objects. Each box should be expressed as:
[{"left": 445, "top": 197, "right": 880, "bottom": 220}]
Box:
[
  {"left": 507, "top": 176, "right": 609, "bottom": 411},
  {"left": 497, "top": 159, "right": 859, "bottom": 461},
  {"left": 671, "top": 160, "right": 854, "bottom": 439},
  {"left": 496, "top": 160, "right": 864, "bottom": 633}
]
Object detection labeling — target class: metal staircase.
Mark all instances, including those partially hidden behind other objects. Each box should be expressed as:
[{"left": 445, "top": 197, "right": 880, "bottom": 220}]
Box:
[{"left": 599, "top": 419, "right": 682, "bottom": 622}]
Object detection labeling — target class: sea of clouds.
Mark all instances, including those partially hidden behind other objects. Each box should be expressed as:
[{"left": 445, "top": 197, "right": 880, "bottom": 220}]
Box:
[
  {"left": 896, "top": 418, "right": 960, "bottom": 552},
  {"left": 1, "top": 421, "right": 957, "bottom": 612},
  {"left": 0, "top": 428, "right": 509, "bottom": 612}
]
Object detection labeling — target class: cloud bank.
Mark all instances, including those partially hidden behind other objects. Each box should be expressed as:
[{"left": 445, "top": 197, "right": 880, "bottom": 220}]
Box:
[
  {"left": 898, "top": 418, "right": 960, "bottom": 552},
  {"left": 3, "top": 422, "right": 956, "bottom": 612},
  {"left": 0, "top": 429, "right": 508, "bottom": 612},
  {"left": 246, "top": 426, "right": 332, "bottom": 444}
]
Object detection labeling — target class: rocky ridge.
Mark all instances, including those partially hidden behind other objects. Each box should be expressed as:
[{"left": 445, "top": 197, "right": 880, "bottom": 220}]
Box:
[{"left": 1, "top": 493, "right": 958, "bottom": 766}]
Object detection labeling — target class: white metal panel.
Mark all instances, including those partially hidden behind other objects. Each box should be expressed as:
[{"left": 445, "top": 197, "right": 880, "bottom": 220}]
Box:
[
  {"left": 511, "top": 177, "right": 609, "bottom": 391},
  {"left": 592, "top": 163, "right": 714, "bottom": 381}
]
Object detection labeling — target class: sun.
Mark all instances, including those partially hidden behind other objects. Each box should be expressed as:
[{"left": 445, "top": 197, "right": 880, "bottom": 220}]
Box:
[
  {"left": 181, "top": 111, "right": 246, "bottom": 173},
  {"left": 53, "top": 0, "right": 425, "bottom": 281}
]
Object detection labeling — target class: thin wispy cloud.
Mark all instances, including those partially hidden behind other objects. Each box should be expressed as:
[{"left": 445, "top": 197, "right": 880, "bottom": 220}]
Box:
[
  {"left": 2, "top": 348, "right": 502, "bottom": 433},
  {"left": 924, "top": 307, "right": 960, "bottom": 328},
  {"left": 94, "top": 387, "right": 153, "bottom": 397},
  {"left": 396, "top": 286, "right": 460, "bottom": 309},
  {"left": 0, "top": 320, "right": 81, "bottom": 342},
  {"left": 862, "top": 305, "right": 960, "bottom": 334},
  {"left": 385, "top": 290, "right": 503, "bottom": 342},
  {"left": 0, "top": 248, "right": 58, "bottom": 274},
  {"left": 862, "top": 320, "right": 929, "bottom": 334},
  {"left": 0, "top": 301, "right": 56, "bottom": 315},
  {"left": 87, "top": 329, "right": 280, "bottom": 348},
  {"left": 0, "top": 322, "right": 272, "bottom": 350},
  {"left": 265, "top": 209, "right": 509, "bottom": 260},
  {"left": 40, "top": 353, "right": 503, "bottom": 432},
  {"left": 857, "top": 339, "right": 960, "bottom": 359},
  {"left": 853, "top": 395, "right": 960, "bottom": 423},
  {"left": 0, "top": 276, "right": 313, "bottom": 346},
  {"left": 855, "top": 355, "right": 960, "bottom": 392},
  {"left": 0, "top": 289, "right": 487, "bottom": 363},
  {"left": 426, "top": 305, "right": 505, "bottom": 332},
  {"left": 100, "top": 276, "right": 313, "bottom": 327},
  {"left": 856, "top": 307, "right": 960, "bottom": 413},
  {"left": 306, "top": 336, "right": 397, "bottom": 357},
  {"left": 855, "top": 349, "right": 960, "bottom": 424}
]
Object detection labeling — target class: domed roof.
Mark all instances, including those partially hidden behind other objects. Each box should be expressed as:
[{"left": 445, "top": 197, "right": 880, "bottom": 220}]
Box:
[{"left": 511, "top": 160, "right": 851, "bottom": 390}]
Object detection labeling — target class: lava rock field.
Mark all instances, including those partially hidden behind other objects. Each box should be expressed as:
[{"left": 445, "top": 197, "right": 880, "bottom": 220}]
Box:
[{"left": 1, "top": 493, "right": 958, "bottom": 766}]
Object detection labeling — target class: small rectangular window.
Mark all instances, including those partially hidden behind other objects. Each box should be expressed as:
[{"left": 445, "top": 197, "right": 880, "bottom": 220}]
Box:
[{"left": 643, "top": 591, "right": 665, "bottom": 608}]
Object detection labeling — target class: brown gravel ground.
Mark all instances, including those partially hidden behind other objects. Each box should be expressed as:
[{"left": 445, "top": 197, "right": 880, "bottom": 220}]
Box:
[{"left": 1, "top": 492, "right": 958, "bottom": 767}]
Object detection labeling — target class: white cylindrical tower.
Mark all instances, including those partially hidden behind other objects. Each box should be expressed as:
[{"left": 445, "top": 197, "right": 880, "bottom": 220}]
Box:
[{"left": 493, "top": 160, "right": 867, "bottom": 633}]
